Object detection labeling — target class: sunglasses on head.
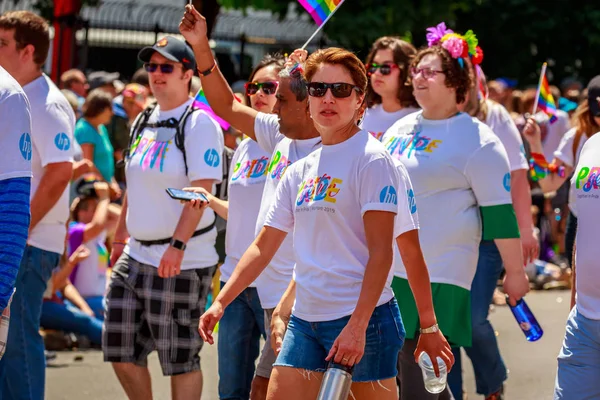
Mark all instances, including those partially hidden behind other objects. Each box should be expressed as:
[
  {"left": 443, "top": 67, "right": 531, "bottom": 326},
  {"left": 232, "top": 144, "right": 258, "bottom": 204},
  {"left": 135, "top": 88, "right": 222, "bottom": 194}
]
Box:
[
  {"left": 307, "top": 82, "right": 362, "bottom": 98},
  {"left": 245, "top": 81, "right": 279, "bottom": 96},
  {"left": 367, "top": 63, "right": 399, "bottom": 76},
  {"left": 144, "top": 63, "right": 176, "bottom": 74}
]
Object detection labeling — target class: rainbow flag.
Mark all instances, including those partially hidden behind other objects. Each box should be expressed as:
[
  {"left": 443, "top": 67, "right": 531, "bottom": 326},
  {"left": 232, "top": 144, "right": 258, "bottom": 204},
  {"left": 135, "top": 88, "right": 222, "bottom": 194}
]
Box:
[
  {"left": 297, "top": 0, "right": 343, "bottom": 26},
  {"left": 192, "top": 89, "right": 231, "bottom": 131},
  {"left": 538, "top": 74, "right": 558, "bottom": 124}
]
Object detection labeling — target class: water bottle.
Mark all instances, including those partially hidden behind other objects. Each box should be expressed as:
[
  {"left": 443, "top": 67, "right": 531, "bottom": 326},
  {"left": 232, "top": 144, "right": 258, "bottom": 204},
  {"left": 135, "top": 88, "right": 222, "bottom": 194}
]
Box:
[
  {"left": 508, "top": 296, "right": 543, "bottom": 342},
  {"left": 418, "top": 352, "right": 447, "bottom": 394},
  {"left": 316, "top": 362, "right": 353, "bottom": 400}
]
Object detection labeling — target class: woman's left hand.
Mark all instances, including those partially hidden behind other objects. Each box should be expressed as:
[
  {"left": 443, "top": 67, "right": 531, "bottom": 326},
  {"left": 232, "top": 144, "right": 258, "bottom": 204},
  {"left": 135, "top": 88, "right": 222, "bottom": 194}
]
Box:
[
  {"left": 325, "top": 322, "right": 366, "bottom": 368},
  {"left": 109, "top": 181, "right": 122, "bottom": 200},
  {"left": 414, "top": 330, "right": 455, "bottom": 377}
]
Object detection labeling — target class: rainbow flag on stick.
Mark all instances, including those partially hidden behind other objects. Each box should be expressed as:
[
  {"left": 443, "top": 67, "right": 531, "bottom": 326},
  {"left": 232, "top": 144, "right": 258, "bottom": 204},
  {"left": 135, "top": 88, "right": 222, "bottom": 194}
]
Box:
[
  {"left": 532, "top": 62, "right": 558, "bottom": 124},
  {"left": 297, "top": 0, "right": 345, "bottom": 49},
  {"left": 192, "top": 89, "right": 231, "bottom": 131}
]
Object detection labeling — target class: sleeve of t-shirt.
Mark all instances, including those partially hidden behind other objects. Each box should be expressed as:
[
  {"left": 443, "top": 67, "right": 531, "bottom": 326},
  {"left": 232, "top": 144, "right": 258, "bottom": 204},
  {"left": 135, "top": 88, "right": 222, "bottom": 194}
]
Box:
[
  {"left": 358, "top": 156, "right": 400, "bottom": 215},
  {"left": 74, "top": 122, "right": 99, "bottom": 146},
  {"left": 185, "top": 111, "right": 225, "bottom": 183},
  {"left": 264, "top": 163, "right": 296, "bottom": 233},
  {"left": 553, "top": 128, "right": 576, "bottom": 167},
  {"left": 32, "top": 104, "right": 75, "bottom": 167},
  {"left": 253, "top": 112, "right": 284, "bottom": 154},
  {"left": 0, "top": 92, "right": 32, "bottom": 180},
  {"left": 68, "top": 222, "right": 85, "bottom": 252},
  {"left": 394, "top": 160, "right": 419, "bottom": 238},
  {"left": 492, "top": 105, "right": 528, "bottom": 171}
]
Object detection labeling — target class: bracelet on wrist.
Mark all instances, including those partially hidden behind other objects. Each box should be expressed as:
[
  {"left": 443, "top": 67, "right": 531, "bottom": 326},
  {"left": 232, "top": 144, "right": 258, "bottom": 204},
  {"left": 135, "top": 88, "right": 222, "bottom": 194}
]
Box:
[
  {"left": 198, "top": 62, "right": 217, "bottom": 77},
  {"left": 113, "top": 240, "right": 128, "bottom": 246}
]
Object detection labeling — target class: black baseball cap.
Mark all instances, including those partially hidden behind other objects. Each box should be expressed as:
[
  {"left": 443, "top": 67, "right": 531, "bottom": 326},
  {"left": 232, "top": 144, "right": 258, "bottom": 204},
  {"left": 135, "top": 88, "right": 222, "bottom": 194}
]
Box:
[
  {"left": 587, "top": 75, "right": 600, "bottom": 117},
  {"left": 138, "top": 36, "right": 196, "bottom": 71}
]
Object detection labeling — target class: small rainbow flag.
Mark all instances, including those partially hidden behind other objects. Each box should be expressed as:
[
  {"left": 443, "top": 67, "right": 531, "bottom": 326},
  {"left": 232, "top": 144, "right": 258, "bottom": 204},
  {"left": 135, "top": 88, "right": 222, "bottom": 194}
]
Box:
[
  {"left": 192, "top": 89, "right": 231, "bottom": 131},
  {"left": 538, "top": 73, "right": 558, "bottom": 124},
  {"left": 297, "top": 0, "right": 344, "bottom": 27}
]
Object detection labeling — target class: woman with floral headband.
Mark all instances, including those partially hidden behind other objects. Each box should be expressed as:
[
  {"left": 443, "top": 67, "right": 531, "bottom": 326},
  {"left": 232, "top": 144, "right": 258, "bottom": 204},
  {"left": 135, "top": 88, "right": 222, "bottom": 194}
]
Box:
[
  {"left": 362, "top": 37, "right": 419, "bottom": 141},
  {"left": 381, "top": 24, "right": 530, "bottom": 399}
]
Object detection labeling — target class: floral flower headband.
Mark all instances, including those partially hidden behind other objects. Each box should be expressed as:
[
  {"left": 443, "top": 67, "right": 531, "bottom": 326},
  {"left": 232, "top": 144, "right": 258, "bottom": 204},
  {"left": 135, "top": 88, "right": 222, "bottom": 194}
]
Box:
[{"left": 425, "top": 22, "right": 483, "bottom": 68}]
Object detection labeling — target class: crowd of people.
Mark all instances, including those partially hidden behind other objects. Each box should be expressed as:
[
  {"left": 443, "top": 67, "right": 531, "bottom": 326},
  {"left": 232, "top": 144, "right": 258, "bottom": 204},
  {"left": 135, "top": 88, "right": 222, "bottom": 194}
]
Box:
[{"left": 0, "top": 5, "right": 598, "bottom": 400}]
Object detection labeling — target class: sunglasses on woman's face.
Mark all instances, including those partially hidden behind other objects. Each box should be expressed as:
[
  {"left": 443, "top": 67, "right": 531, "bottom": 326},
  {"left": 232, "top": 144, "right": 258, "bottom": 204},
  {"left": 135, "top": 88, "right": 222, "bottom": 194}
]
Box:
[
  {"left": 144, "top": 63, "right": 176, "bottom": 74},
  {"left": 244, "top": 81, "right": 279, "bottom": 96},
  {"left": 307, "top": 82, "right": 362, "bottom": 98},
  {"left": 367, "top": 63, "right": 399, "bottom": 76}
]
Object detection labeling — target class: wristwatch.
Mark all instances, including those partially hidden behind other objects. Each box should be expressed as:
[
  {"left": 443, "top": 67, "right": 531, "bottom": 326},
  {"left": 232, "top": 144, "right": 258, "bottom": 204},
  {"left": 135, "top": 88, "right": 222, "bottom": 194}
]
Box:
[
  {"left": 170, "top": 238, "right": 187, "bottom": 251},
  {"left": 420, "top": 323, "right": 440, "bottom": 334}
]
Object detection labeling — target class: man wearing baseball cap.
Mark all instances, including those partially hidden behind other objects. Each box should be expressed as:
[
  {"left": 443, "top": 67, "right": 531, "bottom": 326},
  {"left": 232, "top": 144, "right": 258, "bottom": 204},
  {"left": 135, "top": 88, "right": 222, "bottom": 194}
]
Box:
[{"left": 104, "top": 36, "right": 223, "bottom": 400}]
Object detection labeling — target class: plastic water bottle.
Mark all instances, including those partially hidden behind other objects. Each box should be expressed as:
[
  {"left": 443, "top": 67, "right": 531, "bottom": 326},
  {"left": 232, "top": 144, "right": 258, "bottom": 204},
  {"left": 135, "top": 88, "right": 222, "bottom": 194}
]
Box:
[
  {"left": 316, "top": 362, "right": 353, "bottom": 400},
  {"left": 508, "top": 297, "right": 543, "bottom": 342},
  {"left": 418, "top": 352, "right": 447, "bottom": 394}
]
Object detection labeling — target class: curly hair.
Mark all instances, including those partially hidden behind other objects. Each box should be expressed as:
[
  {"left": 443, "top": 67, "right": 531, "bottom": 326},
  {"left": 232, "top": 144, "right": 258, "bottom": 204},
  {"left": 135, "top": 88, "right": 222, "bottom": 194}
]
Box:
[{"left": 411, "top": 45, "right": 472, "bottom": 104}]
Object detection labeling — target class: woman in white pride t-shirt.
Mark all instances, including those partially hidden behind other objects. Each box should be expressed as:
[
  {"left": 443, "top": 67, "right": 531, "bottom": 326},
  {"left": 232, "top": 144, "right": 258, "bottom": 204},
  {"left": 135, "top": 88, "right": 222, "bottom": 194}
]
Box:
[
  {"left": 197, "top": 48, "right": 452, "bottom": 399},
  {"left": 382, "top": 28, "right": 530, "bottom": 400},
  {"left": 361, "top": 36, "right": 419, "bottom": 140}
]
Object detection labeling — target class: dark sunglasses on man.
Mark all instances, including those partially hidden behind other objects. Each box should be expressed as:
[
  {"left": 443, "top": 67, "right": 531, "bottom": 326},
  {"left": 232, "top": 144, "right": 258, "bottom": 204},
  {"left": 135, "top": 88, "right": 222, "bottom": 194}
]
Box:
[
  {"left": 244, "top": 81, "right": 279, "bottom": 96},
  {"left": 367, "top": 63, "right": 399, "bottom": 76},
  {"left": 307, "top": 82, "right": 362, "bottom": 99},
  {"left": 144, "top": 62, "right": 177, "bottom": 74}
]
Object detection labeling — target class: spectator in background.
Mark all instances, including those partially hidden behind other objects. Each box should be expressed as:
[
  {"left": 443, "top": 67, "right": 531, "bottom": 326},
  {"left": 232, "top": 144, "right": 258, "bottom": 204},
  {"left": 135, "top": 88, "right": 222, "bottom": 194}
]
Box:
[
  {"left": 60, "top": 68, "right": 89, "bottom": 110},
  {"left": 131, "top": 67, "right": 151, "bottom": 94},
  {"left": 88, "top": 71, "right": 120, "bottom": 98},
  {"left": 75, "top": 89, "right": 122, "bottom": 201},
  {"left": 488, "top": 77, "right": 517, "bottom": 110},
  {"left": 0, "top": 11, "right": 75, "bottom": 399}
]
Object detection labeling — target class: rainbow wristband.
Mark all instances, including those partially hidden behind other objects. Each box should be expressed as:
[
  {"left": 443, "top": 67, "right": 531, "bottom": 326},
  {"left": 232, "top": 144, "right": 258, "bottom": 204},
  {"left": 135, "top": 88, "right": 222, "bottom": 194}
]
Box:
[{"left": 529, "top": 153, "right": 565, "bottom": 181}]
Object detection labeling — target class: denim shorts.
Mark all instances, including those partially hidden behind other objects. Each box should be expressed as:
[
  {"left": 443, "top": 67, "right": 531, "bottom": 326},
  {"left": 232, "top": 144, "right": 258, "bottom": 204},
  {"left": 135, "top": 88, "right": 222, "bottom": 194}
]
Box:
[{"left": 274, "top": 298, "right": 405, "bottom": 382}]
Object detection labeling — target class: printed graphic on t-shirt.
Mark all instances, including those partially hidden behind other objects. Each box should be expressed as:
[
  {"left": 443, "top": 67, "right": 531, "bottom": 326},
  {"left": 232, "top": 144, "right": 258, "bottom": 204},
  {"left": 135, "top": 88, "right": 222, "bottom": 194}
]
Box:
[
  {"left": 296, "top": 174, "right": 343, "bottom": 207},
  {"left": 503, "top": 172, "right": 511, "bottom": 192},
  {"left": 268, "top": 150, "right": 292, "bottom": 180},
  {"left": 575, "top": 166, "right": 600, "bottom": 195},
  {"left": 383, "top": 131, "right": 442, "bottom": 159},
  {"left": 369, "top": 131, "right": 385, "bottom": 141},
  {"left": 407, "top": 188, "right": 417, "bottom": 214},
  {"left": 204, "top": 148, "right": 220, "bottom": 167},
  {"left": 380, "top": 186, "right": 398, "bottom": 205},
  {"left": 231, "top": 156, "right": 269, "bottom": 182},
  {"left": 97, "top": 243, "right": 108, "bottom": 274},
  {"left": 54, "top": 132, "right": 71, "bottom": 151},
  {"left": 130, "top": 136, "right": 171, "bottom": 172},
  {"left": 19, "top": 133, "right": 32, "bottom": 161}
]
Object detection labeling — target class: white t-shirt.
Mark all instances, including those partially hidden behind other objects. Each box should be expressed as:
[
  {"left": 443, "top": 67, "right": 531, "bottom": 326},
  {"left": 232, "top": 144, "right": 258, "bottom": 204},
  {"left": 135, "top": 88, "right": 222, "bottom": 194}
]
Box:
[
  {"left": 571, "top": 133, "right": 600, "bottom": 320},
  {"left": 553, "top": 127, "right": 590, "bottom": 216},
  {"left": 124, "top": 98, "right": 224, "bottom": 270},
  {"left": 383, "top": 111, "right": 513, "bottom": 290},
  {"left": 24, "top": 74, "right": 76, "bottom": 255},
  {"left": 265, "top": 130, "right": 414, "bottom": 322},
  {"left": 541, "top": 109, "right": 570, "bottom": 162},
  {"left": 220, "top": 138, "right": 271, "bottom": 284},
  {"left": 0, "top": 66, "right": 32, "bottom": 181},
  {"left": 361, "top": 104, "right": 419, "bottom": 141},
  {"left": 252, "top": 113, "right": 322, "bottom": 308},
  {"left": 484, "top": 100, "right": 528, "bottom": 171}
]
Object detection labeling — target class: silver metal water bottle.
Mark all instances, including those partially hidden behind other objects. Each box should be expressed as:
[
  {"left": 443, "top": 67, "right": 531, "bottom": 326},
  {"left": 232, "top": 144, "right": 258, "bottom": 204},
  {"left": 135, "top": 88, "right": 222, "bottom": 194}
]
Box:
[{"left": 316, "top": 362, "right": 353, "bottom": 400}]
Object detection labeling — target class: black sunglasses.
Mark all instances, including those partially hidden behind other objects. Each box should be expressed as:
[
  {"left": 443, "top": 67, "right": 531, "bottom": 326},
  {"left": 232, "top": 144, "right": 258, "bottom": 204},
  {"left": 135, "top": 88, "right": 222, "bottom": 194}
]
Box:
[
  {"left": 367, "top": 63, "right": 399, "bottom": 76},
  {"left": 245, "top": 81, "right": 279, "bottom": 96},
  {"left": 307, "top": 82, "right": 362, "bottom": 98},
  {"left": 144, "top": 63, "right": 176, "bottom": 74}
]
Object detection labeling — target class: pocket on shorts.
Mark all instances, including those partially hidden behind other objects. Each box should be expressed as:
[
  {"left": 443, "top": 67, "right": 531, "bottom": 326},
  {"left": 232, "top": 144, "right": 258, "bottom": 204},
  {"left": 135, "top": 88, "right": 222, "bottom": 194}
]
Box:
[
  {"left": 111, "top": 255, "right": 139, "bottom": 287},
  {"left": 170, "top": 308, "right": 201, "bottom": 364}
]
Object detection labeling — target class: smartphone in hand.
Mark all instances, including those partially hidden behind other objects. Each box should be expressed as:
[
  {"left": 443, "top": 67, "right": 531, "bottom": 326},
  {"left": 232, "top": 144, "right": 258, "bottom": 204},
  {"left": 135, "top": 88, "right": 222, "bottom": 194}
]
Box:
[{"left": 166, "top": 188, "right": 209, "bottom": 203}]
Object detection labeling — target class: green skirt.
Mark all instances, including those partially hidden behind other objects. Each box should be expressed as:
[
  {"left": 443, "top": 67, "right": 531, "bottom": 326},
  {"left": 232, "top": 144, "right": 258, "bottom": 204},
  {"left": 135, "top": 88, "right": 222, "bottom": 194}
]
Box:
[{"left": 392, "top": 277, "right": 472, "bottom": 348}]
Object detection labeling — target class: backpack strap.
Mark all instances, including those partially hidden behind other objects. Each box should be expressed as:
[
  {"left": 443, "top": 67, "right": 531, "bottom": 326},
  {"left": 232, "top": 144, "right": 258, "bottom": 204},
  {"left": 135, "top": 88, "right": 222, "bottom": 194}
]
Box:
[
  {"left": 174, "top": 105, "right": 197, "bottom": 177},
  {"left": 123, "top": 102, "right": 158, "bottom": 160},
  {"left": 216, "top": 146, "right": 235, "bottom": 201}
]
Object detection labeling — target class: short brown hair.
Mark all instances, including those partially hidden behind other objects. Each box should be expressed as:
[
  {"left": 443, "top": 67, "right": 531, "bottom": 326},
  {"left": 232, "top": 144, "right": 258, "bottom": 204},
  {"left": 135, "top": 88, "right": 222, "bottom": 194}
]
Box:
[
  {"left": 82, "top": 89, "right": 113, "bottom": 119},
  {"left": 411, "top": 45, "right": 472, "bottom": 104},
  {"left": 60, "top": 69, "right": 85, "bottom": 89},
  {"left": 0, "top": 11, "right": 49, "bottom": 66},
  {"left": 365, "top": 37, "right": 418, "bottom": 108},
  {"left": 304, "top": 47, "right": 367, "bottom": 94}
]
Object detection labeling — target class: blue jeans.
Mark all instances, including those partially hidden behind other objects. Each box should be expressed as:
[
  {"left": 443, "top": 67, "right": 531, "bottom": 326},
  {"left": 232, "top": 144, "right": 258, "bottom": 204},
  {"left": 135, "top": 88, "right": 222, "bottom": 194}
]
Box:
[
  {"left": 0, "top": 246, "right": 58, "bottom": 400},
  {"left": 85, "top": 296, "right": 105, "bottom": 320},
  {"left": 40, "top": 300, "right": 103, "bottom": 345},
  {"left": 218, "top": 282, "right": 266, "bottom": 400},
  {"left": 448, "top": 241, "right": 507, "bottom": 398}
]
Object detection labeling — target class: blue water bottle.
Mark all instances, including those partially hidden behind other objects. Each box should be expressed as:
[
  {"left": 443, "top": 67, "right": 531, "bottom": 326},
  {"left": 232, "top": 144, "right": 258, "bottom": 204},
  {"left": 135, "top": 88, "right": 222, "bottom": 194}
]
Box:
[{"left": 508, "top": 296, "right": 543, "bottom": 341}]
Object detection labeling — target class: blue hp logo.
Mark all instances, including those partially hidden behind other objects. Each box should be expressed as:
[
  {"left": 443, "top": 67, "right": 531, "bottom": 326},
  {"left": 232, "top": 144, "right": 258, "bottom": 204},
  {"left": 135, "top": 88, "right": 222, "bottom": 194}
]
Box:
[
  {"left": 19, "top": 133, "right": 32, "bottom": 160},
  {"left": 407, "top": 189, "right": 417, "bottom": 214},
  {"left": 204, "top": 148, "right": 220, "bottom": 167},
  {"left": 54, "top": 132, "right": 70, "bottom": 151},
  {"left": 503, "top": 172, "right": 511, "bottom": 192},
  {"left": 380, "top": 186, "right": 398, "bottom": 205}
]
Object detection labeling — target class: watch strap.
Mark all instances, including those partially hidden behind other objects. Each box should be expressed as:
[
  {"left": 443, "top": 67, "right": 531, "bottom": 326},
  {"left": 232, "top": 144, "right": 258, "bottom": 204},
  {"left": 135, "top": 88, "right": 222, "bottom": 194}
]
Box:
[
  {"left": 170, "top": 238, "right": 187, "bottom": 251},
  {"left": 198, "top": 62, "right": 217, "bottom": 77},
  {"left": 419, "top": 323, "right": 439, "bottom": 334}
]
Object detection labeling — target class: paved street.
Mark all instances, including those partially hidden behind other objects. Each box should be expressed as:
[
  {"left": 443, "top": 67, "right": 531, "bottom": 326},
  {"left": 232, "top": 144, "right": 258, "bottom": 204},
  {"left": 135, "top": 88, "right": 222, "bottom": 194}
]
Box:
[{"left": 46, "top": 290, "right": 570, "bottom": 399}]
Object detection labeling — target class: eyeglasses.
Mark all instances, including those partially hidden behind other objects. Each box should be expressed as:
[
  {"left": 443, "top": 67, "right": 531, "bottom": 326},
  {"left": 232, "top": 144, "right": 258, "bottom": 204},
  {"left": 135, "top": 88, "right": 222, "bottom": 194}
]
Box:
[
  {"left": 410, "top": 67, "right": 446, "bottom": 80},
  {"left": 244, "top": 81, "right": 279, "bottom": 96},
  {"left": 367, "top": 63, "right": 399, "bottom": 76},
  {"left": 307, "top": 82, "right": 362, "bottom": 98},
  {"left": 144, "top": 63, "right": 176, "bottom": 74}
]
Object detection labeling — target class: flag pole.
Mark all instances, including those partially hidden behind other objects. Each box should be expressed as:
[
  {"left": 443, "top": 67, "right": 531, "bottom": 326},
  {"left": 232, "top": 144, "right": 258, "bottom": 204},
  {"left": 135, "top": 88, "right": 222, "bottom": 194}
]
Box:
[
  {"left": 531, "top": 62, "right": 547, "bottom": 116},
  {"left": 301, "top": 1, "right": 344, "bottom": 50}
]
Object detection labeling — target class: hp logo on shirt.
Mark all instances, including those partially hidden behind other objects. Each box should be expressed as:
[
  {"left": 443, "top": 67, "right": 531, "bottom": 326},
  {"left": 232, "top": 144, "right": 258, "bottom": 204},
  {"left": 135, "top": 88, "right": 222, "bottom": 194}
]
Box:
[
  {"left": 54, "top": 132, "right": 70, "bottom": 151},
  {"left": 19, "top": 133, "right": 32, "bottom": 160},
  {"left": 503, "top": 172, "right": 511, "bottom": 192},
  {"left": 380, "top": 186, "right": 398, "bottom": 205},
  {"left": 204, "top": 148, "right": 220, "bottom": 168},
  {"left": 407, "top": 189, "right": 417, "bottom": 214}
]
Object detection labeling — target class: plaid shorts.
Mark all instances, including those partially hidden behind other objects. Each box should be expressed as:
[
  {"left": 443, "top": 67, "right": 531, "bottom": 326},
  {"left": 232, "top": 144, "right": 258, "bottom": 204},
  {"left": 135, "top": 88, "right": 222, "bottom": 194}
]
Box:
[{"left": 102, "top": 254, "right": 215, "bottom": 376}]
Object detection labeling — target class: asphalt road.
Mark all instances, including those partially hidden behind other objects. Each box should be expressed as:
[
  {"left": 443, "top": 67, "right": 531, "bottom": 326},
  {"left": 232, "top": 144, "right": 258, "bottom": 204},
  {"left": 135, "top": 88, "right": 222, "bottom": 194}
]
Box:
[{"left": 46, "top": 290, "right": 570, "bottom": 400}]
